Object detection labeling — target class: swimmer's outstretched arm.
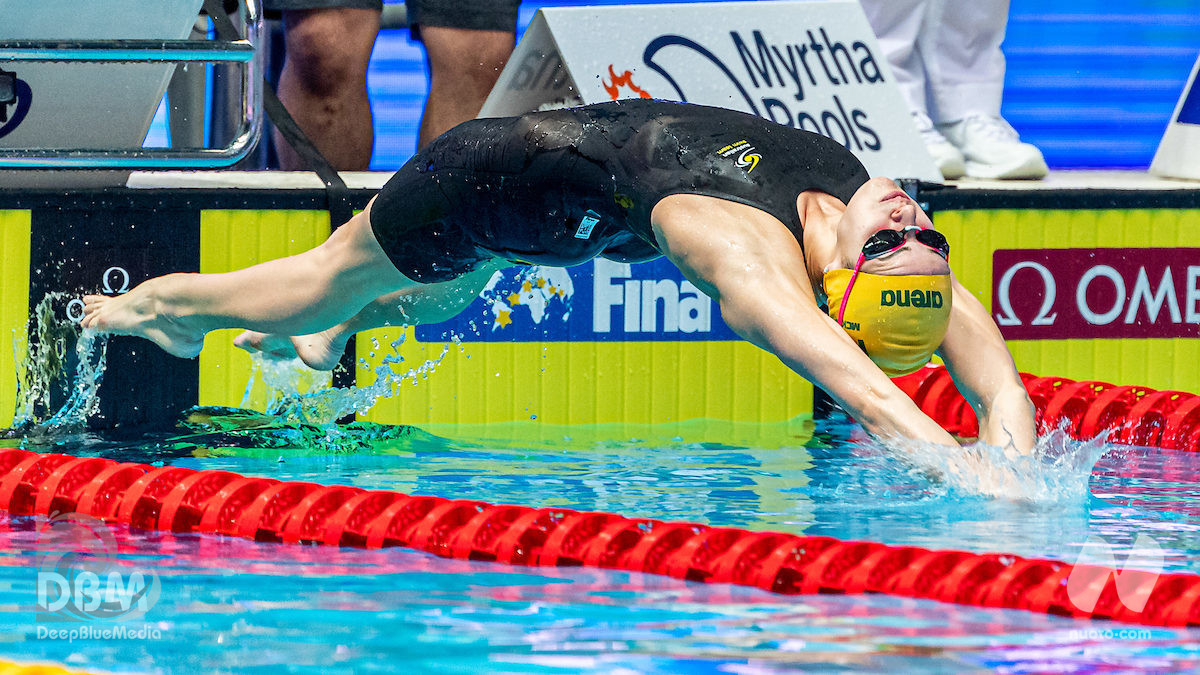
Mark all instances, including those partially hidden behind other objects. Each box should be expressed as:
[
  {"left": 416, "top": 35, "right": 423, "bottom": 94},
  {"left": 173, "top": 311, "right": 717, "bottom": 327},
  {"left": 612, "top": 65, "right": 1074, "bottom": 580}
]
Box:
[
  {"left": 937, "top": 276, "right": 1037, "bottom": 453},
  {"left": 81, "top": 200, "right": 414, "bottom": 358},
  {"left": 651, "top": 195, "right": 959, "bottom": 450}
]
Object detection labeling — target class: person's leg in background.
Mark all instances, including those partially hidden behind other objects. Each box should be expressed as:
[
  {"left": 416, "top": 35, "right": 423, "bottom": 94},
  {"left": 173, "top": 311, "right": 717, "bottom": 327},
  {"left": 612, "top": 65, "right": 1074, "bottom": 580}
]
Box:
[
  {"left": 274, "top": 1, "right": 382, "bottom": 170},
  {"left": 407, "top": 0, "right": 521, "bottom": 148},
  {"left": 924, "top": 0, "right": 1047, "bottom": 179},
  {"left": 860, "top": 0, "right": 966, "bottom": 180}
]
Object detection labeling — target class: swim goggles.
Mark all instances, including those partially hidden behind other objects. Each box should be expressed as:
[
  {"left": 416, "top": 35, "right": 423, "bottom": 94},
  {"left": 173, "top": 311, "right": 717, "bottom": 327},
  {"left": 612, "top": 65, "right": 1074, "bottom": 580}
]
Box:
[
  {"left": 836, "top": 225, "right": 950, "bottom": 325},
  {"left": 862, "top": 225, "right": 950, "bottom": 262}
]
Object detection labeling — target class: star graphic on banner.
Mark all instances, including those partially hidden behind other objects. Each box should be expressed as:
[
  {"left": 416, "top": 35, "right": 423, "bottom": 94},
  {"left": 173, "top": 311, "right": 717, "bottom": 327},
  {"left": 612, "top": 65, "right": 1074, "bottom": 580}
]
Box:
[
  {"left": 495, "top": 308, "right": 512, "bottom": 328},
  {"left": 521, "top": 281, "right": 532, "bottom": 292},
  {"left": 536, "top": 278, "right": 546, "bottom": 288},
  {"left": 508, "top": 292, "right": 521, "bottom": 305}
]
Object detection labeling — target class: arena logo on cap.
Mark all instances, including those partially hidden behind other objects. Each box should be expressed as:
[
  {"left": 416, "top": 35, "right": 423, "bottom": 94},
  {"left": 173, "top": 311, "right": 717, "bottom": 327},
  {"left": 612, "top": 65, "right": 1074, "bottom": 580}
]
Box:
[
  {"left": 880, "top": 289, "right": 942, "bottom": 308},
  {"left": 992, "top": 248, "right": 1200, "bottom": 340}
]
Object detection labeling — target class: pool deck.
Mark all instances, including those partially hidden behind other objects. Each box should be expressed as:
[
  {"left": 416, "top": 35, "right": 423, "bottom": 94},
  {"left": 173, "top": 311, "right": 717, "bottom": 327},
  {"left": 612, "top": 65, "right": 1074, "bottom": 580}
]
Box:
[{"left": 112, "top": 168, "right": 1200, "bottom": 193}]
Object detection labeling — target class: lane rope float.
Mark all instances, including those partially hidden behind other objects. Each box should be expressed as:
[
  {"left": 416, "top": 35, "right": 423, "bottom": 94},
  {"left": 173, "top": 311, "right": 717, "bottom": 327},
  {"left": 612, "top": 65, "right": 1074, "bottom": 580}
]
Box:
[{"left": 3, "top": 365, "right": 1198, "bottom": 627}]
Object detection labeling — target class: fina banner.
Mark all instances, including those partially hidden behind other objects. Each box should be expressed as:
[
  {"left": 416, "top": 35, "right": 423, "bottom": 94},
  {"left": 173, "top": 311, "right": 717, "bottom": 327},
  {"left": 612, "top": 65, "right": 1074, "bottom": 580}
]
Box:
[
  {"left": 479, "top": 0, "right": 941, "bottom": 182},
  {"left": 416, "top": 259, "right": 739, "bottom": 343},
  {"left": 1150, "top": 51, "right": 1200, "bottom": 181}
]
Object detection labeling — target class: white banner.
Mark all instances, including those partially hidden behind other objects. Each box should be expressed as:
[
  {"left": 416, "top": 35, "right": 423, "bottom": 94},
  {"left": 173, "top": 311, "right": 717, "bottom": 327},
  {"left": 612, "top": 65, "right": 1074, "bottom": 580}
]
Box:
[
  {"left": 481, "top": 1, "right": 940, "bottom": 181},
  {"left": 1151, "top": 52, "right": 1200, "bottom": 181}
]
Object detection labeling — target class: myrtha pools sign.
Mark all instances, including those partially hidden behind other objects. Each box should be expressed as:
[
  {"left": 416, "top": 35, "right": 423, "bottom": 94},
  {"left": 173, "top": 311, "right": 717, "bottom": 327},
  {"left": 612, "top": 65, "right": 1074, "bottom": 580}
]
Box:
[{"left": 481, "top": 0, "right": 939, "bottom": 181}]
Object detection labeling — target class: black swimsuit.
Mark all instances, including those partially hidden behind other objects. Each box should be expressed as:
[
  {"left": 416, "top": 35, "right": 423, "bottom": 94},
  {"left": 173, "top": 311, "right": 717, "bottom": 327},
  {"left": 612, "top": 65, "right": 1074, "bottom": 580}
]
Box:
[{"left": 370, "top": 99, "right": 870, "bottom": 283}]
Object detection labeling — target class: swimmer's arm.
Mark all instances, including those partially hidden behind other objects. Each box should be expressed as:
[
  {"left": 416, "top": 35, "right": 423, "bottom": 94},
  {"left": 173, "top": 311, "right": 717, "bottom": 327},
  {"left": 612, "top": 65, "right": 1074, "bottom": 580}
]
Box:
[
  {"left": 715, "top": 274, "right": 959, "bottom": 447},
  {"left": 648, "top": 197, "right": 957, "bottom": 449},
  {"left": 937, "top": 275, "right": 1037, "bottom": 454}
]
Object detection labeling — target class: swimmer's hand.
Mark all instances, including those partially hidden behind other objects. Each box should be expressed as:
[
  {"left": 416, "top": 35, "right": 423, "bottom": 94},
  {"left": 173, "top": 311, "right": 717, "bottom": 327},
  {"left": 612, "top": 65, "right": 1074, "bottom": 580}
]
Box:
[{"left": 887, "top": 436, "right": 1036, "bottom": 500}]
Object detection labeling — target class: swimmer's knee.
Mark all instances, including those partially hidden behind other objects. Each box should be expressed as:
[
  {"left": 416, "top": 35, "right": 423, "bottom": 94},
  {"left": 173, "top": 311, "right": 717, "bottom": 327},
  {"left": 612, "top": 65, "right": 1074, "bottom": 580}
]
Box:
[
  {"left": 281, "top": 8, "right": 378, "bottom": 88},
  {"left": 422, "top": 27, "right": 514, "bottom": 93}
]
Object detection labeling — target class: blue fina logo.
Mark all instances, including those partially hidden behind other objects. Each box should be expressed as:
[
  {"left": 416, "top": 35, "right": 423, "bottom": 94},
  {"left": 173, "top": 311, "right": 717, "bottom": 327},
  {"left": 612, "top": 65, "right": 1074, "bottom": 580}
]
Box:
[{"left": 0, "top": 67, "right": 33, "bottom": 139}]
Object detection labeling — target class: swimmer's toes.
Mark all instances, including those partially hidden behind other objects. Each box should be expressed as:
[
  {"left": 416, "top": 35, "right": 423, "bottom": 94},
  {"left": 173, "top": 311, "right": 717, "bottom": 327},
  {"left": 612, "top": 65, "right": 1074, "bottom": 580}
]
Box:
[
  {"left": 236, "top": 331, "right": 299, "bottom": 360},
  {"left": 233, "top": 330, "right": 263, "bottom": 352}
]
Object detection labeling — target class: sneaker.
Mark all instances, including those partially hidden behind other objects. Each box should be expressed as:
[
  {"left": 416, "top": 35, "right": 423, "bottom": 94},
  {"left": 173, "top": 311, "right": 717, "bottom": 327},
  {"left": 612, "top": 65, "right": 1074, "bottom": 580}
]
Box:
[
  {"left": 938, "top": 115, "right": 1049, "bottom": 180},
  {"left": 912, "top": 111, "right": 966, "bottom": 180}
]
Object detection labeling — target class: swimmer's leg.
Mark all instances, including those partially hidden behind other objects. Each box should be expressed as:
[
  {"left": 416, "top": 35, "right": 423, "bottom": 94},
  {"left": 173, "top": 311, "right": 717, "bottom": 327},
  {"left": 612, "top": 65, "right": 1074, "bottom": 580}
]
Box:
[
  {"left": 81, "top": 199, "right": 412, "bottom": 358},
  {"left": 234, "top": 261, "right": 506, "bottom": 370}
]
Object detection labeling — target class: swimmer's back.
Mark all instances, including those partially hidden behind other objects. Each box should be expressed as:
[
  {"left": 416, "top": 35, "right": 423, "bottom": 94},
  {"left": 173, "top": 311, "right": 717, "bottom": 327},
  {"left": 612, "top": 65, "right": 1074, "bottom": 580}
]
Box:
[{"left": 370, "top": 100, "right": 869, "bottom": 283}]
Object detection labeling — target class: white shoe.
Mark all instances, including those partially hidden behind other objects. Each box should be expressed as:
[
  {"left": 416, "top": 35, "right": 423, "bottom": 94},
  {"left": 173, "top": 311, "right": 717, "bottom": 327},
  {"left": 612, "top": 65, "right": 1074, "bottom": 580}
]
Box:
[
  {"left": 938, "top": 115, "right": 1049, "bottom": 180},
  {"left": 912, "top": 111, "right": 965, "bottom": 180}
]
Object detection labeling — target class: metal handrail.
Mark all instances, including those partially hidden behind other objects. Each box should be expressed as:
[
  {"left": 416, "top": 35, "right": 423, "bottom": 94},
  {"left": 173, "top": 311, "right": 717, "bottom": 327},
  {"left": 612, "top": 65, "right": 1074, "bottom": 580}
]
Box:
[
  {"left": 0, "top": 39, "right": 256, "bottom": 63},
  {"left": 0, "top": 1, "right": 263, "bottom": 169}
]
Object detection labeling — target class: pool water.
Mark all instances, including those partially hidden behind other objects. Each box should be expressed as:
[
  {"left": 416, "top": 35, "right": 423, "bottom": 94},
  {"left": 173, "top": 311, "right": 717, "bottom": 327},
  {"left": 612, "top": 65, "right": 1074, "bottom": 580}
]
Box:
[{"left": 1, "top": 412, "right": 1199, "bottom": 673}]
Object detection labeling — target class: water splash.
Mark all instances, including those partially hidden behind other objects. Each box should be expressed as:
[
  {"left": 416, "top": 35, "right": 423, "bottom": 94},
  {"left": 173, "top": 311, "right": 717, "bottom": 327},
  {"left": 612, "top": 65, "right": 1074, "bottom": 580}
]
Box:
[
  {"left": 9, "top": 294, "right": 109, "bottom": 437},
  {"left": 43, "top": 330, "right": 108, "bottom": 430},
  {"left": 197, "top": 329, "right": 460, "bottom": 452},
  {"left": 6, "top": 296, "right": 458, "bottom": 454},
  {"left": 865, "top": 421, "right": 1110, "bottom": 503},
  {"left": 241, "top": 330, "right": 453, "bottom": 427}
]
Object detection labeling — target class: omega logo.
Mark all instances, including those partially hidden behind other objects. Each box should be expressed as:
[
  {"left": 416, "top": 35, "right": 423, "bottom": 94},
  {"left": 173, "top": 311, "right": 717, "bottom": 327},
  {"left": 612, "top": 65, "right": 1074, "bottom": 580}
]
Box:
[
  {"left": 995, "top": 261, "right": 1057, "bottom": 326},
  {"left": 64, "top": 266, "right": 133, "bottom": 324},
  {"left": 992, "top": 249, "right": 1200, "bottom": 340}
]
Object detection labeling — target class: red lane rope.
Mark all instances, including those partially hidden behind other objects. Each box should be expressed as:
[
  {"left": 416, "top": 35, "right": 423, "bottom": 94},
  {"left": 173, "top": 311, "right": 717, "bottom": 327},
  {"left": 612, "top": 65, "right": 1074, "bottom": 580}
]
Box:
[
  {"left": 893, "top": 364, "right": 1200, "bottom": 449},
  {"left": 2, "top": 365, "right": 1199, "bottom": 627}
]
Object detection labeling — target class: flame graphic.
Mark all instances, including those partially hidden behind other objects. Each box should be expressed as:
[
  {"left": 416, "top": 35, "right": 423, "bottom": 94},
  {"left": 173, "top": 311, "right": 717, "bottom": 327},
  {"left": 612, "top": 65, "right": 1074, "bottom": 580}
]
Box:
[{"left": 601, "top": 65, "right": 652, "bottom": 100}]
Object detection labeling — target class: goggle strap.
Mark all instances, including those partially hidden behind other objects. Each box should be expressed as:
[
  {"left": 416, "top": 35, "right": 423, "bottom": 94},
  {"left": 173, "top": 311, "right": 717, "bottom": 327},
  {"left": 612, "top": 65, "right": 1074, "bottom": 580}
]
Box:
[{"left": 837, "top": 254, "right": 867, "bottom": 326}]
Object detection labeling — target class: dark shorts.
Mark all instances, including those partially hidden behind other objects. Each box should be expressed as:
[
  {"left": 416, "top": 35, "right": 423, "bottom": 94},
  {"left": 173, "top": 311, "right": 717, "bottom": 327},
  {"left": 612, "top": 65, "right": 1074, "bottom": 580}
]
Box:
[
  {"left": 263, "top": 0, "right": 382, "bottom": 10},
  {"left": 405, "top": 0, "right": 520, "bottom": 39}
]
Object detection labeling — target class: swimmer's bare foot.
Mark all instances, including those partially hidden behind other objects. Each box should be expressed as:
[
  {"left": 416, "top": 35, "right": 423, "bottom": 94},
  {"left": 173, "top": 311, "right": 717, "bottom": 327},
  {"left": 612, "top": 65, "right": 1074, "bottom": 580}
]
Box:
[
  {"left": 234, "top": 330, "right": 300, "bottom": 360},
  {"left": 235, "top": 328, "right": 347, "bottom": 371},
  {"left": 81, "top": 275, "right": 206, "bottom": 358},
  {"left": 290, "top": 329, "right": 349, "bottom": 371}
]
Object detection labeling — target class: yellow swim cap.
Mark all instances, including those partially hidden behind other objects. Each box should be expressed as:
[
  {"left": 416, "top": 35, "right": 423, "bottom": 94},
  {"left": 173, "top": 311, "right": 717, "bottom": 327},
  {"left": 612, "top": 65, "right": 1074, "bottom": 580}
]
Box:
[{"left": 823, "top": 269, "right": 953, "bottom": 377}]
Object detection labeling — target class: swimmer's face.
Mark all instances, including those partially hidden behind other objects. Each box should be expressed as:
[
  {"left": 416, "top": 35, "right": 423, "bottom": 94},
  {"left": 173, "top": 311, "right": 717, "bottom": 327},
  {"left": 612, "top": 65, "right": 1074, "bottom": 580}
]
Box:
[{"left": 836, "top": 177, "right": 949, "bottom": 276}]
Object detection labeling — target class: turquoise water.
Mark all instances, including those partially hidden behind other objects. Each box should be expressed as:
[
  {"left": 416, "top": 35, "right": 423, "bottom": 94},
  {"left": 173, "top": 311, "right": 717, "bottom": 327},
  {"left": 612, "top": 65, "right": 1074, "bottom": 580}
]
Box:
[
  {"left": 2, "top": 331, "right": 1199, "bottom": 672},
  {"left": 1, "top": 413, "right": 1200, "bottom": 673}
]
